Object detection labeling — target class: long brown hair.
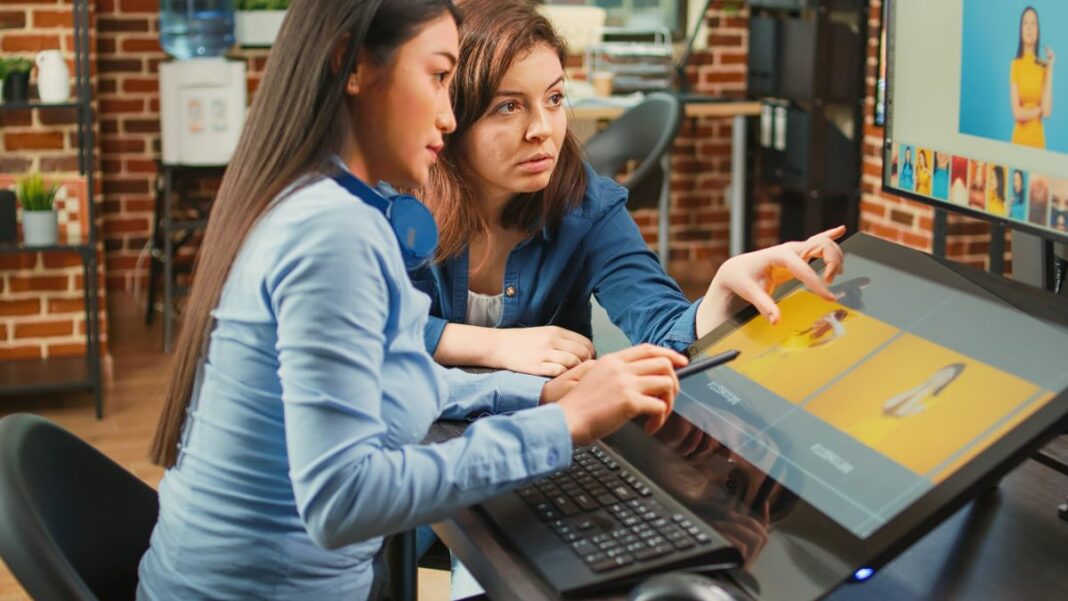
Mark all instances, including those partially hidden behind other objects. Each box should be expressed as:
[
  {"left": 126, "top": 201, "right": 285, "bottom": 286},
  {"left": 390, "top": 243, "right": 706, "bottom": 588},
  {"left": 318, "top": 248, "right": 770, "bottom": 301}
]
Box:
[
  {"left": 151, "top": 0, "right": 462, "bottom": 468},
  {"left": 422, "top": 0, "right": 587, "bottom": 261}
]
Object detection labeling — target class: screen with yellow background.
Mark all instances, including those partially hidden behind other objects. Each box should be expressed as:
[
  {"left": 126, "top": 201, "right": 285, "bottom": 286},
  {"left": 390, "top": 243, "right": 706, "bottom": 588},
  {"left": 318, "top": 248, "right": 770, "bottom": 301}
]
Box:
[
  {"left": 703, "top": 291, "right": 900, "bottom": 403},
  {"left": 804, "top": 333, "right": 1041, "bottom": 477}
]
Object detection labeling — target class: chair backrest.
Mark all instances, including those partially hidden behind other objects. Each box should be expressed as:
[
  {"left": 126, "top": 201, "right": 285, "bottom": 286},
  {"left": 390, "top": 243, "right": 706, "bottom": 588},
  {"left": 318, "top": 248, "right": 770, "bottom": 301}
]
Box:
[
  {"left": 582, "top": 92, "right": 683, "bottom": 209},
  {"left": 0, "top": 414, "right": 159, "bottom": 601}
]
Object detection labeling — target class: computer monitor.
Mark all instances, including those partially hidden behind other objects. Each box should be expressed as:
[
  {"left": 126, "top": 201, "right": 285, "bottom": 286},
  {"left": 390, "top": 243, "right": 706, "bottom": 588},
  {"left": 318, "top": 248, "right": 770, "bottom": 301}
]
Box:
[
  {"left": 881, "top": 0, "right": 1068, "bottom": 245},
  {"left": 604, "top": 232, "right": 1068, "bottom": 601}
]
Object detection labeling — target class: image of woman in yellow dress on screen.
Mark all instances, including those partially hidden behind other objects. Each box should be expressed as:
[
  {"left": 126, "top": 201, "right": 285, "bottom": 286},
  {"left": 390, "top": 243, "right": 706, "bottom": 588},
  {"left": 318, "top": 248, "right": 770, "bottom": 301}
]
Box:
[
  {"left": 986, "top": 165, "right": 1007, "bottom": 216},
  {"left": 847, "top": 363, "right": 966, "bottom": 447},
  {"left": 1011, "top": 7, "right": 1055, "bottom": 149},
  {"left": 915, "top": 150, "right": 932, "bottom": 196}
]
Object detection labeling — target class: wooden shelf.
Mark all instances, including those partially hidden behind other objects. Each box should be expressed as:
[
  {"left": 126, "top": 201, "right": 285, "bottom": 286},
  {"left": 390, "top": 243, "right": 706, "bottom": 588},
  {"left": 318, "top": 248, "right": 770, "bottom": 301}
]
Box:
[
  {"left": 0, "top": 356, "right": 92, "bottom": 397},
  {"left": 0, "top": 100, "right": 85, "bottom": 112},
  {"left": 0, "top": 242, "right": 92, "bottom": 256}
]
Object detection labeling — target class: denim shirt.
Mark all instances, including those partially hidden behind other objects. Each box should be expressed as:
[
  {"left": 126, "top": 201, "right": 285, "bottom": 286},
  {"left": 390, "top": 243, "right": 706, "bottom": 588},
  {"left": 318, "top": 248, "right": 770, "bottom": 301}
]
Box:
[
  {"left": 408, "top": 163, "right": 701, "bottom": 354},
  {"left": 137, "top": 176, "right": 571, "bottom": 600}
]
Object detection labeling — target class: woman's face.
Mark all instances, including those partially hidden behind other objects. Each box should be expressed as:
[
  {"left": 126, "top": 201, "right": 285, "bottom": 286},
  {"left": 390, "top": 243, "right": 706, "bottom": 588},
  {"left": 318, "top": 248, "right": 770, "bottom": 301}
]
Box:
[
  {"left": 935, "top": 152, "right": 949, "bottom": 170},
  {"left": 919, "top": 152, "right": 928, "bottom": 169},
  {"left": 459, "top": 44, "right": 569, "bottom": 202},
  {"left": 1013, "top": 171, "right": 1024, "bottom": 194},
  {"left": 349, "top": 14, "right": 458, "bottom": 188},
  {"left": 1022, "top": 10, "right": 1039, "bottom": 49},
  {"left": 905, "top": 148, "right": 912, "bottom": 163}
]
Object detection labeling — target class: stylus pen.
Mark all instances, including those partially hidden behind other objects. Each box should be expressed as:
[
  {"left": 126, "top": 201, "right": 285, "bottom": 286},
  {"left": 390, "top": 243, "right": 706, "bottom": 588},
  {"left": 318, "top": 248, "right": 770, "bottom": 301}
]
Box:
[{"left": 676, "top": 349, "right": 741, "bottom": 379}]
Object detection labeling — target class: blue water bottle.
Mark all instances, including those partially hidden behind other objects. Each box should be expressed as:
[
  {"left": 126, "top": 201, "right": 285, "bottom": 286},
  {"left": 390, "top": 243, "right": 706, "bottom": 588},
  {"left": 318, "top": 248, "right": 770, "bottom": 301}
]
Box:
[{"left": 159, "top": 0, "right": 236, "bottom": 60}]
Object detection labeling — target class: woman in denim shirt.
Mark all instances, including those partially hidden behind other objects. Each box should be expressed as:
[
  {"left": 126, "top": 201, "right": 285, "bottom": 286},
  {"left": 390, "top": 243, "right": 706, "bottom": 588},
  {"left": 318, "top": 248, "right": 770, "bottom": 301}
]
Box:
[
  {"left": 138, "top": 2, "right": 688, "bottom": 598},
  {"left": 412, "top": 0, "right": 846, "bottom": 378}
]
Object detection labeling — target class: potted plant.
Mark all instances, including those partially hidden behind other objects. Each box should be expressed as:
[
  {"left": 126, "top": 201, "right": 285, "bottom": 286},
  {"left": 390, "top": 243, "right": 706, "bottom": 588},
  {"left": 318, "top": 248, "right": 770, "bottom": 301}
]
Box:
[
  {"left": 17, "top": 173, "right": 59, "bottom": 246},
  {"left": 235, "top": 0, "right": 290, "bottom": 47},
  {"left": 2, "top": 57, "right": 33, "bottom": 103}
]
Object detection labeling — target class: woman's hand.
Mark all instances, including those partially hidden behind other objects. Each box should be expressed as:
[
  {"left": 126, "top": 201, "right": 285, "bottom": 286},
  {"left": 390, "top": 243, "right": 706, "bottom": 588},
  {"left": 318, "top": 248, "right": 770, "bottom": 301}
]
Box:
[
  {"left": 489, "top": 326, "right": 596, "bottom": 377},
  {"left": 697, "top": 226, "right": 846, "bottom": 332},
  {"left": 556, "top": 344, "right": 687, "bottom": 446},
  {"left": 540, "top": 359, "right": 596, "bottom": 404}
]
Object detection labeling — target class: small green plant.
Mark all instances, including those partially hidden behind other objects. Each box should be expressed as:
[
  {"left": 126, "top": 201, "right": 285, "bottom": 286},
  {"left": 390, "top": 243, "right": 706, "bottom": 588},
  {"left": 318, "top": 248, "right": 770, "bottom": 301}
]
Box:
[
  {"left": 236, "top": 0, "right": 290, "bottom": 10},
  {"left": 3, "top": 57, "right": 33, "bottom": 74},
  {"left": 17, "top": 173, "right": 59, "bottom": 212}
]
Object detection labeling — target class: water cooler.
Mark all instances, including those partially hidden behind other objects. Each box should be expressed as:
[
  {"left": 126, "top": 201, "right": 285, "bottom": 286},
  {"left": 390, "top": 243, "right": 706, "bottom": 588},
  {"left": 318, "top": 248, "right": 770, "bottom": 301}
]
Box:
[{"left": 158, "top": 1, "right": 245, "bottom": 166}]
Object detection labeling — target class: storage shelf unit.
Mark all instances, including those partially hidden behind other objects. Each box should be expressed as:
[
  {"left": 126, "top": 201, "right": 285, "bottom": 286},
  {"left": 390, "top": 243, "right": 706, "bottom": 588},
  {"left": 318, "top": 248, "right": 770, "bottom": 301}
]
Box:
[
  {"left": 746, "top": 0, "right": 869, "bottom": 241},
  {"left": 0, "top": 0, "right": 103, "bottom": 417}
]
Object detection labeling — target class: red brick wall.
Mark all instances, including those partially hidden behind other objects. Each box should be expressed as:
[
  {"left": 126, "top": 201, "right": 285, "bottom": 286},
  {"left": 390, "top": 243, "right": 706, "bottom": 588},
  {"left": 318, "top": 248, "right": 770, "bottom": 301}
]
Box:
[
  {"left": 0, "top": 0, "right": 108, "bottom": 361},
  {"left": 859, "top": 0, "right": 1006, "bottom": 271},
  {"left": 95, "top": 1, "right": 269, "bottom": 293},
  {"left": 649, "top": 1, "right": 780, "bottom": 286}
]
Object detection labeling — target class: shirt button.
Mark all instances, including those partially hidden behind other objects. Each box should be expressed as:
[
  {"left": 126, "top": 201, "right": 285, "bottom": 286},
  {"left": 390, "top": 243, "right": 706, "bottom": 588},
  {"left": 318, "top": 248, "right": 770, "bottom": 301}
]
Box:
[
  {"left": 505, "top": 286, "right": 517, "bottom": 298},
  {"left": 547, "top": 449, "right": 560, "bottom": 466}
]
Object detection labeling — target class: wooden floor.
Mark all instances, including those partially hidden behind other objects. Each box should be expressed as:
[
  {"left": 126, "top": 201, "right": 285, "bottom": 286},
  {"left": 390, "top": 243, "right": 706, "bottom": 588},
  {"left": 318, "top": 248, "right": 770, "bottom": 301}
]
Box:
[{"left": 0, "top": 293, "right": 450, "bottom": 601}]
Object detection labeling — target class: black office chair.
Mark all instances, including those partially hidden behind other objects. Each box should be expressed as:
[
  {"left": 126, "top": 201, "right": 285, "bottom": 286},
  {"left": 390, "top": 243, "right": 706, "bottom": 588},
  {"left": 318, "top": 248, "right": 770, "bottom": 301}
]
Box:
[
  {"left": 583, "top": 92, "right": 684, "bottom": 263},
  {"left": 0, "top": 414, "right": 159, "bottom": 601}
]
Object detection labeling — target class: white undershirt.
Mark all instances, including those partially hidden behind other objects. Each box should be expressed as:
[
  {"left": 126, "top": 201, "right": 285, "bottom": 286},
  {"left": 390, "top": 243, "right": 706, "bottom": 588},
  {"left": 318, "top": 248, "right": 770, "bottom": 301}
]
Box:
[{"left": 465, "top": 290, "right": 504, "bottom": 328}]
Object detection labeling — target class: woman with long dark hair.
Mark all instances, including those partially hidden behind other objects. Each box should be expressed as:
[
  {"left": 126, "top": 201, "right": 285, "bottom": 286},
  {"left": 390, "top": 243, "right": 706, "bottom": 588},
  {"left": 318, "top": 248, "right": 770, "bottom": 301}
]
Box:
[
  {"left": 1011, "top": 6, "right": 1055, "bottom": 148},
  {"left": 138, "top": 1, "right": 685, "bottom": 598},
  {"left": 412, "top": 0, "right": 845, "bottom": 378}
]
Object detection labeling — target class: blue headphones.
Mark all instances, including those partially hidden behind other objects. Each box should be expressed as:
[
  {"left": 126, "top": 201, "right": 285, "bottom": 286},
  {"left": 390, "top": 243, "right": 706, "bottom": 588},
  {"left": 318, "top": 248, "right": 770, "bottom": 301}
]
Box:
[{"left": 331, "top": 169, "right": 439, "bottom": 271}]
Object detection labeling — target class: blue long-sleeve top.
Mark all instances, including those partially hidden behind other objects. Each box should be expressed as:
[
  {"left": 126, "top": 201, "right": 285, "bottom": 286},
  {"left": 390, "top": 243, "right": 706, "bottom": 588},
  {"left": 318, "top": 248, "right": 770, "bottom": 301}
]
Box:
[
  {"left": 408, "top": 163, "right": 701, "bottom": 355},
  {"left": 137, "top": 175, "right": 572, "bottom": 600}
]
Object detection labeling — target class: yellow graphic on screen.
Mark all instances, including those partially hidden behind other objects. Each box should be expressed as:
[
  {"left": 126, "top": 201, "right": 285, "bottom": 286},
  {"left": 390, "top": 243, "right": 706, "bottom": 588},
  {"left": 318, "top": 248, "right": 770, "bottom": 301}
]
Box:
[
  {"left": 804, "top": 334, "right": 1040, "bottom": 476},
  {"left": 702, "top": 290, "right": 899, "bottom": 403}
]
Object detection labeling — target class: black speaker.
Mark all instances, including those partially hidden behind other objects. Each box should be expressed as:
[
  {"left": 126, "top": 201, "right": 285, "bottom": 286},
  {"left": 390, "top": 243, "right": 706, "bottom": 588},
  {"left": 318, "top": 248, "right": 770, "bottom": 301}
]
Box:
[{"left": 0, "top": 190, "right": 16, "bottom": 245}]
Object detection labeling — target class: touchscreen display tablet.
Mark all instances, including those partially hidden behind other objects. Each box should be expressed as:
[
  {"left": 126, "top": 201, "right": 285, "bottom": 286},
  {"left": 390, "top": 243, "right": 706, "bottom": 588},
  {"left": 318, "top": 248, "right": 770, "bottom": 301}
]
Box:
[{"left": 603, "top": 233, "right": 1068, "bottom": 601}]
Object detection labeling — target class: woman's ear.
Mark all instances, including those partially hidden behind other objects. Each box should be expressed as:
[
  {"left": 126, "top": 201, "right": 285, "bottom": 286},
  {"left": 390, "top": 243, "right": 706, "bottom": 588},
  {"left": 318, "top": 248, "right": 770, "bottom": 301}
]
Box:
[{"left": 332, "top": 32, "right": 362, "bottom": 95}]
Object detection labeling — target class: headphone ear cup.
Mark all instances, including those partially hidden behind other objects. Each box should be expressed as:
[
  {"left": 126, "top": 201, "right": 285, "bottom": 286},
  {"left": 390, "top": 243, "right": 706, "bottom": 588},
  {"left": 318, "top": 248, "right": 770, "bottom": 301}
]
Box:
[{"left": 388, "top": 195, "right": 439, "bottom": 268}]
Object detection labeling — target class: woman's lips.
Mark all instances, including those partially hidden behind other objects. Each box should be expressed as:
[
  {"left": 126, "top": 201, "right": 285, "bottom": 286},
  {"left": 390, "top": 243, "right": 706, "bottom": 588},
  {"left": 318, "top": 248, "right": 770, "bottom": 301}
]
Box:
[{"left": 518, "top": 156, "right": 554, "bottom": 174}]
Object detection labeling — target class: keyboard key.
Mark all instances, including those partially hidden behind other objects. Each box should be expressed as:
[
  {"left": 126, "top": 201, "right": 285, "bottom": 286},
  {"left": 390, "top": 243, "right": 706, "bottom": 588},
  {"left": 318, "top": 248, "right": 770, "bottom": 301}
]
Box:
[
  {"left": 590, "top": 556, "right": 631, "bottom": 573},
  {"left": 596, "top": 494, "right": 617, "bottom": 506},
  {"left": 619, "top": 534, "right": 639, "bottom": 545},
  {"left": 634, "top": 545, "right": 670, "bottom": 561},
  {"left": 695, "top": 533, "right": 711, "bottom": 544},
  {"left": 574, "top": 519, "right": 595, "bottom": 531},
  {"left": 671, "top": 513, "right": 686, "bottom": 523},
  {"left": 679, "top": 519, "right": 694, "bottom": 529},
  {"left": 561, "top": 532, "right": 582, "bottom": 542},
  {"left": 686, "top": 526, "right": 701, "bottom": 536},
  {"left": 640, "top": 511, "right": 658, "bottom": 522},
  {"left": 550, "top": 495, "right": 581, "bottom": 516},
  {"left": 583, "top": 552, "right": 605, "bottom": 565},
  {"left": 622, "top": 516, "right": 640, "bottom": 527},
  {"left": 651, "top": 518, "right": 669, "bottom": 529},
  {"left": 606, "top": 547, "right": 626, "bottom": 558},
  {"left": 570, "top": 493, "right": 598, "bottom": 512},
  {"left": 638, "top": 486, "right": 653, "bottom": 497},
  {"left": 572, "top": 540, "right": 596, "bottom": 557},
  {"left": 639, "top": 529, "right": 656, "bottom": 540},
  {"left": 647, "top": 535, "right": 666, "bottom": 547},
  {"left": 523, "top": 493, "right": 546, "bottom": 506},
  {"left": 612, "top": 485, "right": 636, "bottom": 501},
  {"left": 611, "top": 528, "right": 630, "bottom": 539},
  {"left": 672, "top": 538, "right": 696, "bottom": 550},
  {"left": 626, "top": 542, "right": 647, "bottom": 553},
  {"left": 598, "top": 539, "right": 620, "bottom": 551}
]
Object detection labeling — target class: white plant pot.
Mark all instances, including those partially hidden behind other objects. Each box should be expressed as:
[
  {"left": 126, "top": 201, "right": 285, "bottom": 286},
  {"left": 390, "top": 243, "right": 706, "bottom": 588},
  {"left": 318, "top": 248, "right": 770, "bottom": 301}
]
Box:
[
  {"left": 235, "top": 11, "right": 286, "bottom": 47},
  {"left": 22, "top": 210, "right": 57, "bottom": 246}
]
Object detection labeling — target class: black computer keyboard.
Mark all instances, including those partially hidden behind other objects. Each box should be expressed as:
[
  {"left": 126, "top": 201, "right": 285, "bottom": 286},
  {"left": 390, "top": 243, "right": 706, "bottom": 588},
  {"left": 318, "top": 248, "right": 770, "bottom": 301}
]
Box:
[
  {"left": 479, "top": 442, "right": 741, "bottom": 596},
  {"left": 518, "top": 445, "right": 715, "bottom": 571}
]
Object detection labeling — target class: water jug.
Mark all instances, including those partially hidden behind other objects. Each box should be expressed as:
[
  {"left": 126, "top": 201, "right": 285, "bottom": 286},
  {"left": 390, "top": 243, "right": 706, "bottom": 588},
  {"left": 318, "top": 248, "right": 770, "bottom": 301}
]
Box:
[{"left": 159, "top": 0, "right": 235, "bottom": 60}]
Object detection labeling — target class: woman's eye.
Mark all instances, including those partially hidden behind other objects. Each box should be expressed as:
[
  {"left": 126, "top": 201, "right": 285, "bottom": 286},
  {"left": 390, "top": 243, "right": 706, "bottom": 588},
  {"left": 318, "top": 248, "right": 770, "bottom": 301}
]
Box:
[
  {"left": 548, "top": 93, "right": 565, "bottom": 106},
  {"left": 435, "top": 72, "right": 449, "bottom": 84},
  {"left": 496, "top": 101, "right": 519, "bottom": 115}
]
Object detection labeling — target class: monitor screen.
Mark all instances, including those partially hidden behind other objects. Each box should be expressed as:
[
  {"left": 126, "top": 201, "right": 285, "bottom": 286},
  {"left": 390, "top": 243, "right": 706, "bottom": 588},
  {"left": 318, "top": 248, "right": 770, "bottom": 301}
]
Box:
[
  {"left": 882, "top": 0, "right": 1068, "bottom": 243},
  {"left": 602, "top": 233, "right": 1068, "bottom": 601}
]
